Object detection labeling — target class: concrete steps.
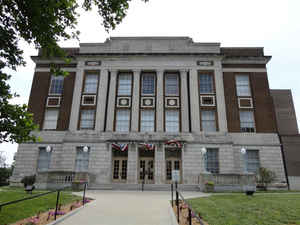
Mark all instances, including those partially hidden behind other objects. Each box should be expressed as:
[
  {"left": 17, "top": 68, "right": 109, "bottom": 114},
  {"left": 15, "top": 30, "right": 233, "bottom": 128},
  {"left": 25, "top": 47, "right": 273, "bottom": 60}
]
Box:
[{"left": 88, "top": 183, "right": 200, "bottom": 191}]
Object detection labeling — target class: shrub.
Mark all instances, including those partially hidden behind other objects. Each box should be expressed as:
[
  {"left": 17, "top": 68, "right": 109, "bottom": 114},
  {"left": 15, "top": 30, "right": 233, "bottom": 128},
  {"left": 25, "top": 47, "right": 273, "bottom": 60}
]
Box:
[
  {"left": 21, "top": 175, "right": 36, "bottom": 187},
  {"left": 257, "top": 167, "right": 276, "bottom": 191}
]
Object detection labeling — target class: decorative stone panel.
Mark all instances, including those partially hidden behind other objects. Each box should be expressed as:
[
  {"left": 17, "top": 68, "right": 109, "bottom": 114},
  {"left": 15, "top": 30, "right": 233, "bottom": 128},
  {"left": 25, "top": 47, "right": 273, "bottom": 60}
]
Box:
[
  {"left": 200, "top": 95, "right": 215, "bottom": 106},
  {"left": 165, "top": 97, "right": 180, "bottom": 108},
  {"left": 238, "top": 97, "right": 253, "bottom": 108},
  {"left": 116, "top": 97, "right": 131, "bottom": 108},
  {"left": 81, "top": 95, "right": 96, "bottom": 106},
  {"left": 141, "top": 97, "right": 155, "bottom": 108},
  {"left": 47, "top": 97, "right": 61, "bottom": 107}
]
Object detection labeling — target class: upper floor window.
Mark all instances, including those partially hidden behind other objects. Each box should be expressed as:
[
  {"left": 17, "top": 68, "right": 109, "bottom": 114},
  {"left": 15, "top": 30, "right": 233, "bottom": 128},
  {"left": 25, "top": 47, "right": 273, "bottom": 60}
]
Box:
[
  {"left": 236, "top": 75, "right": 251, "bottom": 96},
  {"left": 165, "top": 74, "right": 179, "bottom": 96},
  {"left": 37, "top": 147, "right": 51, "bottom": 171},
  {"left": 80, "top": 109, "right": 95, "bottom": 129},
  {"left": 199, "top": 74, "right": 214, "bottom": 94},
  {"left": 49, "top": 75, "right": 64, "bottom": 95},
  {"left": 116, "top": 109, "right": 130, "bottom": 132},
  {"left": 165, "top": 110, "right": 179, "bottom": 132},
  {"left": 201, "top": 110, "right": 216, "bottom": 132},
  {"left": 142, "top": 73, "right": 155, "bottom": 95},
  {"left": 84, "top": 74, "right": 99, "bottom": 94},
  {"left": 118, "top": 73, "right": 132, "bottom": 96},
  {"left": 246, "top": 150, "right": 260, "bottom": 173},
  {"left": 240, "top": 111, "right": 255, "bottom": 132},
  {"left": 206, "top": 148, "right": 219, "bottom": 174},
  {"left": 43, "top": 109, "right": 59, "bottom": 130},
  {"left": 75, "top": 147, "right": 90, "bottom": 172},
  {"left": 140, "top": 110, "right": 155, "bottom": 132}
]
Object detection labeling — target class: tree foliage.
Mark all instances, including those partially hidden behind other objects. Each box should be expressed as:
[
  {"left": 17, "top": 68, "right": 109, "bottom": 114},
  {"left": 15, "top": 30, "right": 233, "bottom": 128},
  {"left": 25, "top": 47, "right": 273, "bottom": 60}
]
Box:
[
  {"left": 0, "top": 0, "right": 148, "bottom": 144},
  {"left": 257, "top": 167, "right": 276, "bottom": 191}
]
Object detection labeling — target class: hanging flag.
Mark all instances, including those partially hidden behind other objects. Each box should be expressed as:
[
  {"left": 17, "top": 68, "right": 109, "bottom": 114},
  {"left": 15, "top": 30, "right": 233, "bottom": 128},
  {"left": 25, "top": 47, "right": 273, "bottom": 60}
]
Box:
[
  {"left": 165, "top": 139, "right": 182, "bottom": 149},
  {"left": 139, "top": 143, "right": 155, "bottom": 151},
  {"left": 112, "top": 143, "right": 128, "bottom": 151}
]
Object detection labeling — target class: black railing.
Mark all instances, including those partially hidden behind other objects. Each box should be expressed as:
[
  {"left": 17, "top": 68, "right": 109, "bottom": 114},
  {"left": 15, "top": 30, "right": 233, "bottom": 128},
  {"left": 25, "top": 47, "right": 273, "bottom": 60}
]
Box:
[
  {"left": 0, "top": 183, "right": 88, "bottom": 221},
  {"left": 171, "top": 183, "right": 205, "bottom": 225}
]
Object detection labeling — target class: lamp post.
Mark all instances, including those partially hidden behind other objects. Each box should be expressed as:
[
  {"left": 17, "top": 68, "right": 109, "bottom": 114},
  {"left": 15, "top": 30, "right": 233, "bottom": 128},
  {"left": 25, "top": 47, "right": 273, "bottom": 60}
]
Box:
[
  {"left": 46, "top": 145, "right": 52, "bottom": 153},
  {"left": 83, "top": 146, "right": 89, "bottom": 153},
  {"left": 240, "top": 147, "right": 247, "bottom": 173},
  {"left": 201, "top": 147, "right": 208, "bottom": 173}
]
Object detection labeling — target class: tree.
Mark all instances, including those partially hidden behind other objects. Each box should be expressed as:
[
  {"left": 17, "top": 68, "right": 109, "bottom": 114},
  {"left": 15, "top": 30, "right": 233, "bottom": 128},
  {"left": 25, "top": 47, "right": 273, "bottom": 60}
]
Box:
[
  {"left": 257, "top": 167, "right": 276, "bottom": 191},
  {"left": 0, "top": 151, "right": 6, "bottom": 167},
  {"left": 0, "top": 0, "right": 148, "bottom": 144}
]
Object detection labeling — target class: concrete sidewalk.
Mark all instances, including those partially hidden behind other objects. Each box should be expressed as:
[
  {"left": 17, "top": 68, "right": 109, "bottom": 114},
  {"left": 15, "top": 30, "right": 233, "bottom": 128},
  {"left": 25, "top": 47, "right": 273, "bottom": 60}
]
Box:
[{"left": 55, "top": 190, "right": 209, "bottom": 225}]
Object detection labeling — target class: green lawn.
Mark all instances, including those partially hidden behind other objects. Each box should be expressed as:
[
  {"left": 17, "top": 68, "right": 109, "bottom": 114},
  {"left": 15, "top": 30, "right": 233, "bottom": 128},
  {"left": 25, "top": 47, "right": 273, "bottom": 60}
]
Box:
[
  {"left": 0, "top": 186, "right": 81, "bottom": 225},
  {"left": 188, "top": 194, "right": 300, "bottom": 225}
]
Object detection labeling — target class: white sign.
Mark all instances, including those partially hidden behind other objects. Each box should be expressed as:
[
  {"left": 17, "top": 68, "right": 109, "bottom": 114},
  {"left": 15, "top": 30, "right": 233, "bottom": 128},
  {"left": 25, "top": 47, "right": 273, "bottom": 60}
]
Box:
[{"left": 172, "top": 170, "right": 180, "bottom": 182}]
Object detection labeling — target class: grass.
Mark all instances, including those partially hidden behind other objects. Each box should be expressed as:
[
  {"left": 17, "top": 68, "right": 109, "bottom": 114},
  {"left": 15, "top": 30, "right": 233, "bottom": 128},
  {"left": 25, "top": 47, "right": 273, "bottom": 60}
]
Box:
[
  {"left": 188, "top": 193, "right": 300, "bottom": 225},
  {"left": 0, "top": 186, "right": 81, "bottom": 225}
]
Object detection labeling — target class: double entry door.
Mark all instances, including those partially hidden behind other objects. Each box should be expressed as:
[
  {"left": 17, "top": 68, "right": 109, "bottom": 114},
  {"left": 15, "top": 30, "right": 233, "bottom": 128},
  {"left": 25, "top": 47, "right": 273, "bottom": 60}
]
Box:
[
  {"left": 166, "top": 158, "right": 181, "bottom": 184},
  {"left": 139, "top": 157, "right": 154, "bottom": 184},
  {"left": 112, "top": 157, "right": 127, "bottom": 183}
]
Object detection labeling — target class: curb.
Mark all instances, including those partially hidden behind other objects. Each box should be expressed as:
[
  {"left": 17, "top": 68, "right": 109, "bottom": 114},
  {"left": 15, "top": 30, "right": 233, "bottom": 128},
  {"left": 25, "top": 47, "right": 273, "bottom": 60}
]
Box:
[
  {"left": 169, "top": 203, "right": 179, "bottom": 225},
  {"left": 47, "top": 204, "right": 85, "bottom": 225}
]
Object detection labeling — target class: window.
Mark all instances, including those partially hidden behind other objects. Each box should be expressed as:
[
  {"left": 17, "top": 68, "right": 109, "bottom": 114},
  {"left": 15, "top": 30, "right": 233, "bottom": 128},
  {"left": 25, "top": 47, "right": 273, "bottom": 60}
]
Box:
[
  {"left": 84, "top": 74, "right": 99, "bottom": 94},
  {"left": 140, "top": 110, "right": 155, "bottom": 132},
  {"left": 37, "top": 148, "right": 51, "bottom": 171},
  {"left": 75, "top": 147, "right": 90, "bottom": 172},
  {"left": 201, "top": 111, "right": 216, "bottom": 132},
  {"left": 165, "top": 110, "right": 179, "bottom": 132},
  {"left": 165, "top": 74, "right": 179, "bottom": 96},
  {"left": 49, "top": 75, "right": 64, "bottom": 95},
  {"left": 199, "top": 74, "right": 214, "bottom": 94},
  {"left": 142, "top": 73, "right": 155, "bottom": 95},
  {"left": 240, "top": 111, "right": 255, "bottom": 132},
  {"left": 206, "top": 148, "right": 219, "bottom": 173},
  {"left": 116, "top": 109, "right": 130, "bottom": 132},
  {"left": 43, "top": 109, "right": 59, "bottom": 130},
  {"left": 246, "top": 150, "right": 260, "bottom": 173},
  {"left": 118, "top": 73, "right": 132, "bottom": 95},
  {"left": 236, "top": 75, "right": 251, "bottom": 96},
  {"left": 80, "top": 109, "right": 95, "bottom": 129}
]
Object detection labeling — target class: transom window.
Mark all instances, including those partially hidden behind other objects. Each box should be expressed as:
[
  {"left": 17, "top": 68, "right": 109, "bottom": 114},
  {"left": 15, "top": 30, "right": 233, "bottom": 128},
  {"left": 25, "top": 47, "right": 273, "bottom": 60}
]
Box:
[
  {"left": 80, "top": 109, "right": 95, "bottom": 129},
  {"left": 142, "top": 73, "right": 155, "bottom": 95},
  {"left": 118, "top": 73, "right": 132, "bottom": 96},
  {"left": 116, "top": 109, "right": 130, "bottom": 132},
  {"left": 84, "top": 74, "right": 99, "bottom": 94},
  {"left": 236, "top": 75, "right": 251, "bottom": 96},
  {"left": 37, "top": 147, "right": 51, "bottom": 171},
  {"left": 201, "top": 111, "right": 216, "bottom": 132},
  {"left": 75, "top": 147, "right": 90, "bottom": 172},
  {"left": 140, "top": 110, "right": 155, "bottom": 132},
  {"left": 165, "top": 74, "right": 179, "bottom": 96},
  {"left": 246, "top": 150, "right": 260, "bottom": 173},
  {"left": 49, "top": 75, "right": 64, "bottom": 95},
  {"left": 240, "top": 111, "right": 255, "bottom": 132},
  {"left": 199, "top": 74, "right": 214, "bottom": 94},
  {"left": 206, "top": 148, "right": 219, "bottom": 174},
  {"left": 43, "top": 109, "right": 59, "bottom": 130},
  {"left": 165, "top": 110, "right": 179, "bottom": 132}
]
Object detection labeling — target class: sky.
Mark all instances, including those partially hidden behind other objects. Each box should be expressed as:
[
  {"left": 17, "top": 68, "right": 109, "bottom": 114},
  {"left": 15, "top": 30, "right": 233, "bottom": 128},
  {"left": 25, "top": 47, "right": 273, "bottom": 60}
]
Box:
[{"left": 1, "top": 0, "right": 300, "bottom": 165}]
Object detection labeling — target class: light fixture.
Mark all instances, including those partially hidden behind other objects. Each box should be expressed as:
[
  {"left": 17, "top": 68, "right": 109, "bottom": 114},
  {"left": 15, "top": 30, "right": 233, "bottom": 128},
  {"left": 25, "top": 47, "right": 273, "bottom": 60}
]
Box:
[
  {"left": 240, "top": 147, "right": 246, "bottom": 154},
  {"left": 201, "top": 147, "right": 207, "bottom": 155},
  {"left": 83, "top": 146, "right": 89, "bottom": 152},
  {"left": 46, "top": 145, "right": 52, "bottom": 152}
]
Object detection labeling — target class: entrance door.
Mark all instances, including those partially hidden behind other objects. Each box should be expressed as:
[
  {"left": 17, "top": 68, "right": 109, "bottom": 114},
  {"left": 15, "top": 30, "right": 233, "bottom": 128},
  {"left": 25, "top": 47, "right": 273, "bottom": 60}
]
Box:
[
  {"left": 112, "top": 158, "right": 127, "bottom": 183},
  {"left": 166, "top": 158, "right": 181, "bottom": 184},
  {"left": 139, "top": 158, "right": 154, "bottom": 184}
]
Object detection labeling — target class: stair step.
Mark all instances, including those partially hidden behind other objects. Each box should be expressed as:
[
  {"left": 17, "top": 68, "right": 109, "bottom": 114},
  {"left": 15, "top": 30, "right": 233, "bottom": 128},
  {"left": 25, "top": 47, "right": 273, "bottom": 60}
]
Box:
[{"left": 88, "top": 184, "right": 200, "bottom": 191}]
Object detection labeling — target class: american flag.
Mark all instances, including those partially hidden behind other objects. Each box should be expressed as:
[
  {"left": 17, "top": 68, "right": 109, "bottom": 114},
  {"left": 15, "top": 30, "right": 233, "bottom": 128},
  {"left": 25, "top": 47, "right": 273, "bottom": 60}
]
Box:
[
  {"left": 112, "top": 143, "right": 128, "bottom": 151},
  {"left": 165, "top": 140, "right": 182, "bottom": 148},
  {"left": 139, "top": 143, "right": 155, "bottom": 151}
]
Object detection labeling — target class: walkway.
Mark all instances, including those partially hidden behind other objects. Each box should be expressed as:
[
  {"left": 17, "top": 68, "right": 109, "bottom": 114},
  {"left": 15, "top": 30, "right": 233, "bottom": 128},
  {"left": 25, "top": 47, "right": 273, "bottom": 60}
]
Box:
[{"left": 56, "top": 190, "right": 209, "bottom": 225}]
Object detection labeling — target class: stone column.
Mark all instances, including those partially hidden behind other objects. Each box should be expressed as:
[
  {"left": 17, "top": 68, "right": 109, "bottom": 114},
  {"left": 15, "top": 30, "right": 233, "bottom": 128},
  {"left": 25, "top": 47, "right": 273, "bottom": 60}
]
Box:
[
  {"left": 95, "top": 69, "right": 109, "bottom": 131},
  {"left": 106, "top": 70, "right": 117, "bottom": 132},
  {"left": 131, "top": 70, "right": 141, "bottom": 131},
  {"left": 155, "top": 143, "right": 165, "bottom": 184},
  {"left": 127, "top": 143, "right": 138, "bottom": 184},
  {"left": 69, "top": 61, "right": 84, "bottom": 131},
  {"left": 189, "top": 69, "right": 200, "bottom": 132},
  {"left": 156, "top": 70, "right": 164, "bottom": 132},
  {"left": 180, "top": 69, "right": 190, "bottom": 132},
  {"left": 214, "top": 60, "right": 228, "bottom": 132}
]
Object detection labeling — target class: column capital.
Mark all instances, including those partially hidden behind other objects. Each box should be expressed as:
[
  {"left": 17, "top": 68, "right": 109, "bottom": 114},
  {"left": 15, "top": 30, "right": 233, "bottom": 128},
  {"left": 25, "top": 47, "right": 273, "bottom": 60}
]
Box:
[
  {"left": 132, "top": 69, "right": 141, "bottom": 74},
  {"left": 110, "top": 69, "right": 118, "bottom": 74},
  {"left": 156, "top": 69, "right": 164, "bottom": 75},
  {"left": 179, "top": 69, "right": 189, "bottom": 74}
]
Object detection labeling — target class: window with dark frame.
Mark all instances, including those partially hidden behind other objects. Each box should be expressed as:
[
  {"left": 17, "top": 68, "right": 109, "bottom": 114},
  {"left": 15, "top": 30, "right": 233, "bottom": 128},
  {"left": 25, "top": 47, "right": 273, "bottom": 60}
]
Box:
[
  {"left": 140, "top": 110, "right": 155, "bottom": 132},
  {"left": 165, "top": 110, "right": 179, "bottom": 132},
  {"left": 165, "top": 73, "right": 179, "bottom": 96},
  {"left": 43, "top": 109, "right": 59, "bottom": 130},
  {"left": 201, "top": 110, "right": 216, "bottom": 132},
  {"left": 118, "top": 73, "right": 132, "bottom": 96},
  {"left": 142, "top": 73, "right": 155, "bottom": 95},
  {"left": 49, "top": 75, "right": 64, "bottom": 95},
  {"left": 246, "top": 150, "right": 260, "bottom": 173},
  {"left": 37, "top": 147, "right": 51, "bottom": 171},
  {"left": 75, "top": 147, "right": 90, "bottom": 172},
  {"left": 239, "top": 111, "right": 255, "bottom": 132},
  {"left": 206, "top": 148, "right": 219, "bottom": 173},
  {"left": 80, "top": 109, "right": 95, "bottom": 129},
  {"left": 84, "top": 74, "right": 99, "bottom": 94},
  {"left": 236, "top": 75, "right": 251, "bottom": 96},
  {"left": 199, "top": 74, "right": 214, "bottom": 94},
  {"left": 115, "top": 109, "right": 130, "bottom": 132}
]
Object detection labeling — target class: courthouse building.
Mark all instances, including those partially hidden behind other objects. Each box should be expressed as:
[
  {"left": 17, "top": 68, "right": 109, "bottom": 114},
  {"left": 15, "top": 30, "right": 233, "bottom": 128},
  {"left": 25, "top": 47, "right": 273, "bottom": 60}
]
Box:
[{"left": 11, "top": 37, "right": 297, "bottom": 190}]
